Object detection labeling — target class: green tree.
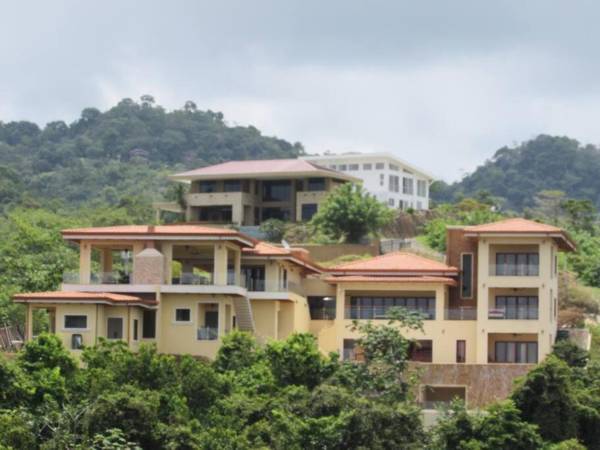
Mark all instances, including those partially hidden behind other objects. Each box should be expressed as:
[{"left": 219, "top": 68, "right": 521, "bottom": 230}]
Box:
[{"left": 311, "top": 183, "right": 394, "bottom": 243}]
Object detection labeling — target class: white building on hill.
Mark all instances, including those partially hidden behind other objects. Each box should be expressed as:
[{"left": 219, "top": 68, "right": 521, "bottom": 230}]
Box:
[{"left": 302, "top": 152, "right": 434, "bottom": 210}]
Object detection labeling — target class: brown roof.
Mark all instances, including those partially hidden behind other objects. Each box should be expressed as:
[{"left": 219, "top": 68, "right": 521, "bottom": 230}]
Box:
[
  {"left": 243, "top": 242, "right": 322, "bottom": 272},
  {"left": 325, "top": 276, "right": 457, "bottom": 286},
  {"left": 331, "top": 252, "right": 458, "bottom": 274},
  {"left": 62, "top": 224, "right": 254, "bottom": 244},
  {"left": 169, "top": 159, "right": 359, "bottom": 182},
  {"left": 463, "top": 218, "right": 576, "bottom": 251},
  {"left": 13, "top": 291, "right": 157, "bottom": 307}
]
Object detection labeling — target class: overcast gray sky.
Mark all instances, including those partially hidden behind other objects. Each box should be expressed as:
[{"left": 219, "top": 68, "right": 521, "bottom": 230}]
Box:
[{"left": 2, "top": 1, "right": 600, "bottom": 181}]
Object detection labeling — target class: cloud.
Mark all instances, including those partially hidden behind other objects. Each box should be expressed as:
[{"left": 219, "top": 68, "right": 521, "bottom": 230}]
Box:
[{"left": 2, "top": 1, "right": 600, "bottom": 181}]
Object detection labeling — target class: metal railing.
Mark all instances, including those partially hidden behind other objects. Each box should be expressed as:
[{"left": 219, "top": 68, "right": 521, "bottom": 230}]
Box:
[
  {"left": 62, "top": 271, "right": 130, "bottom": 284},
  {"left": 344, "top": 306, "right": 435, "bottom": 320},
  {"left": 197, "top": 327, "right": 218, "bottom": 341},
  {"left": 241, "top": 278, "right": 266, "bottom": 292},
  {"left": 172, "top": 273, "right": 213, "bottom": 285},
  {"left": 444, "top": 308, "right": 477, "bottom": 320},
  {"left": 488, "top": 308, "right": 539, "bottom": 320},
  {"left": 489, "top": 264, "right": 539, "bottom": 277}
]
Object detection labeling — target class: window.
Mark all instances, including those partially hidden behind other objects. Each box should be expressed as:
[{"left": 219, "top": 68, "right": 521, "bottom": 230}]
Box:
[
  {"left": 409, "top": 340, "right": 433, "bottom": 362},
  {"left": 460, "top": 253, "right": 473, "bottom": 299},
  {"left": 262, "top": 180, "right": 292, "bottom": 202},
  {"left": 71, "top": 334, "right": 83, "bottom": 350},
  {"left": 363, "top": 163, "right": 372, "bottom": 170},
  {"left": 379, "top": 174, "right": 384, "bottom": 186},
  {"left": 348, "top": 163, "right": 359, "bottom": 171},
  {"left": 389, "top": 163, "right": 399, "bottom": 171},
  {"left": 133, "top": 319, "right": 139, "bottom": 341},
  {"left": 175, "top": 308, "right": 191, "bottom": 323},
  {"left": 456, "top": 340, "right": 466, "bottom": 363},
  {"left": 493, "top": 296, "right": 538, "bottom": 320},
  {"left": 343, "top": 339, "right": 364, "bottom": 361},
  {"left": 389, "top": 175, "right": 400, "bottom": 193},
  {"left": 107, "top": 318, "right": 123, "bottom": 340},
  {"left": 388, "top": 199, "right": 395, "bottom": 207},
  {"left": 347, "top": 296, "right": 435, "bottom": 320},
  {"left": 402, "top": 177, "right": 414, "bottom": 195},
  {"left": 198, "top": 303, "right": 219, "bottom": 340},
  {"left": 223, "top": 179, "right": 241, "bottom": 192},
  {"left": 417, "top": 180, "right": 427, "bottom": 197},
  {"left": 261, "top": 207, "right": 291, "bottom": 222},
  {"left": 242, "top": 265, "right": 265, "bottom": 291},
  {"left": 198, "top": 181, "right": 217, "bottom": 193},
  {"left": 142, "top": 310, "right": 156, "bottom": 339},
  {"left": 375, "top": 162, "right": 385, "bottom": 170},
  {"left": 329, "top": 164, "right": 337, "bottom": 170},
  {"left": 64, "top": 315, "right": 87, "bottom": 330},
  {"left": 494, "top": 341, "right": 538, "bottom": 363},
  {"left": 308, "top": 296, "right": 336, "bottom": 320},
  {"left": 495, "top": 253, "right": 539, "bottom": 276},
  {"left": 307, "top": 177, "right": 326, "bottom": 191},
  {"left": 301, "top": 203, "right": 318, "bottom": 221},
  {"left": 338, "top": 164, "right": 347, "bottom": 171}
]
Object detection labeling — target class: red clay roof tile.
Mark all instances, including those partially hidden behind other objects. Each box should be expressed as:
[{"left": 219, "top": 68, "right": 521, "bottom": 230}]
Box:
[{"left": 331, "top": 251, "right": 458, "bottom": 274}]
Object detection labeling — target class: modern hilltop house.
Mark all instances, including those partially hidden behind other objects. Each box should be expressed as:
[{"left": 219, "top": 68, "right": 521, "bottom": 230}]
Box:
[
  {"left": 14, "top": 218, "right": 574, "bottom": 408},
  {"left": 154, "top": 159, "right": 360, "bottom": 226},
  {"left": 302, "top": 152, "right": 434, "bottom": 211}
]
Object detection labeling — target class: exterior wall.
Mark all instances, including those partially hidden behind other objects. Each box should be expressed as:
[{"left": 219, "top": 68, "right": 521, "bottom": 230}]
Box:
[
  {"left": 446, "top": 228, "right": 478, "bottom": 309},
  {"left": 302, "top": 154, "right": 432, "bottom": 210},
  {"left": 295, "top": 190, "right": 329, "bottom": 221},
  {"left": 411, "top": 363, "right": 533, "bottom": 408},
  {"left": 158, "top": 293, "right": 234, "bottom": 359},
  {"left": 251, "top": 300, "right": 278, "bottom": 342}
]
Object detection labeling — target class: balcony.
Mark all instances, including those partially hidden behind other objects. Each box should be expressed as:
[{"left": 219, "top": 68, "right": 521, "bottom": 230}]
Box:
[
  {"left": 488, "top": 307, "right": 539, "bottom": 320},
  {"left": 171, "top": 272, "right": 213, "bottom": 285},
  {"left": 197, "top": 326, "right": 219, "bottom": 341},
  {"left": 489, "top": 264, "right": 539, "bottom": 277}
]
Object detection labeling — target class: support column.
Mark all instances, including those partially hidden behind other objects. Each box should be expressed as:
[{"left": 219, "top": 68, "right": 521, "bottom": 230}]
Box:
[
  {"left": 26, "top": 304, "right": 33, "bottom": 341},
  {"left": 234, "top": 248, "right": 241, "bottom": 286},
  {"left": 213, "top": 244, "right": 228, "bottom": 285},
  {"left": 435, "top": 285, "right": 445, "bottom": 321},
  {"left": 476, "top": 239, "right": 490, "bottom": 363},
  {"left": 79, "top": 242, "right": 92, "bottom": 284},
  {"left": 100, "top": 248, "right": 113, "bottom": 274},
  {"left": 334, "top": 284, "right": 346, "bottom": 358},
  {"left": 162, "top": 243, "right": 173, "bottom": 284}
]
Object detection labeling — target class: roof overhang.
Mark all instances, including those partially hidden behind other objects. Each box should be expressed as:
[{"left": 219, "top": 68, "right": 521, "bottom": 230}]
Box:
[
  {"left": 62, "top": 233, "right": 255, "bottom": 248},
  {"left": 324, "top": 276, "right": 457, "bottom": 286},
  {"left": 463, "top": 231, "right": 576, "bottom": 252},
  {"left": 168, "top": 170, "right": 361, "bottom": 184},
  {"left": 242, "top": 254, "right": 323, "bottom": 274}
]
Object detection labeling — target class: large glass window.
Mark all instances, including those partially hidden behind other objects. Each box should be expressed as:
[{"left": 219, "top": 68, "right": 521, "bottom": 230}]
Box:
[
  {"left": 456, "top": 340, "right": 466, "bottom": 363},
  {"left": 461, "top": 254, "right": 473, "bottom": 299},
  {"left": 301, "top": 204, "right": 318, "bottom": 221},
  {"left": 417, "top": 180, "right": 427, "bottom": 197},
  {"left": 262, "top": 180, "right": 292, "bottom": 202},
  {"left": 402, "top": 177, "right": 414, "bottom": 195},
  {"left": 308, "top": 296, "right": 336, "bottom": 320},
  {"left": 307, "top": 178, "right": 326, "bottom": 191},
  {"left": 142, "top": 310, "right": 156, "bottom": 339},
  {"left": 175, "top": 308, "right": 191, "bottom": 322},
  {"left": 261, "top": 207, "right": 291, "bottom": 221},
  {"left": 495, "top": 253, "right": 539, "bottom": 276},
  {"left": 494, "top": 341, "right": 538, "bottom": 363},
  {"left": 64, "top": 315, "right": 87, "bottom": 329},
  {"left": 198, "top": 181, "right": 217, "bottom": 193},
  {"left": 493, "top": 296, "right": 538, "bottom": 320},
  {"left": 347, "top": 296, "right": 435, "bottom": 320},
  {"left": 389, "top": 175, "right": 400, "bottom": 193},
  {"left": 242, "top": 265, "right": 265, "bottom": 291},
  {"left": 198, "top": 303, "right": 219, "bottom": 340},
  {"left": 223, "top": 180, "right": 241, "bottom": 192}
]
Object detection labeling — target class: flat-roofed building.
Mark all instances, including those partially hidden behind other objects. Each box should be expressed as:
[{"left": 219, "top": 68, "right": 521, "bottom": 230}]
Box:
[
  {"left": 302, "top": 152, "right": 434, "bottom": 210},
  {"left": 163, "top": 159, "right": 360, "bottom": 225}
]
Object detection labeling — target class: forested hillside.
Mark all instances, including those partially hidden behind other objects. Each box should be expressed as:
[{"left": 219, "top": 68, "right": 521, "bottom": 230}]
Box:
[
  {"left": 433, "top": 135, "right": 600, "bottom": 210},
  {"left": 0, "top": 96, "right": 303, "bottom": 212}
]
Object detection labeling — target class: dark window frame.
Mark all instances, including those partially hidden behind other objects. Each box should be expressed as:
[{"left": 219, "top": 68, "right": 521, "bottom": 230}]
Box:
[
  {"left": 494, "top": 296, "right": 539, "bottom": 320},
  {"left": 301, "top": 203, "right": 318, "bottom": 221},
  {"left": 347, "top": 296, "right": 435, "bottom": 320},
  {"left": 308, "top": 296, "right": 336, "bottom": 320},
  {"left": 495, "top": 252, "right": 539, "bottom": 276},
  {"left": 64, "top": 315, "right": 87, "bottom": 330},
  {"left": 142, "top": 310, "right": 156, "bottom": 339},
  {"left": 494, "top": 341, "right": 538, "bottom": 363},
  {"left": 460, "top": 253, "right": 473, "bottom": 299},
  {"left": 175, "top": 308, "right": 192, "bottom": 322}
]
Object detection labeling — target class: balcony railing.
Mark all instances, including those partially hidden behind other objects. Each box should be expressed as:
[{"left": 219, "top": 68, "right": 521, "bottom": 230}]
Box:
[
  {"left": 197, "top": 326, "right": 218, "bottom": 340},
  {"left": 489, "top": 264, "right": 539, "bottom": 277},
  {"left": 172, "top": 273, "right": 213, "bottom": 285},
  {"left": 241, "top": 278, "right": 266, "bottom": 292},
  {"left": 488, "top": 308, "right": 539, "bottom": 320},
  {"left": 345, "top": 306, "right": 435, "bottom": 320},
  {"left": 444, "top": 308, "right": 476, "bottom": 320},
  {"left": 62, "top": 272, "right": 130, "bottom": 284}
]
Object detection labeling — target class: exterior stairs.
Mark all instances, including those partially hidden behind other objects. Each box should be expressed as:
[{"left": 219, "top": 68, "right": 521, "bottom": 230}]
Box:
[{"left": 233, "top": 296, "right": 255, "bottom": 333}]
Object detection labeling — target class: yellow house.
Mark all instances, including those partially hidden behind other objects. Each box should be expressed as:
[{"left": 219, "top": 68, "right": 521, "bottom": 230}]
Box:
[
  {"left": 155, "top": 158, "right": 360, "bottom": 225},
  {"left": 13, "top": 218, "right": 575, "bottom": 408}
]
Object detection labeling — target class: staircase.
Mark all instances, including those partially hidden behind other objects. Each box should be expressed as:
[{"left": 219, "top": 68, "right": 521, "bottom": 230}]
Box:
[{"left": 233, "top": 296, "right": 255, "bottom": 333}]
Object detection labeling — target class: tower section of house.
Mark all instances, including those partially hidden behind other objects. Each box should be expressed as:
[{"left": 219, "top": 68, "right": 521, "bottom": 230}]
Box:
[
  {"left": 301, "top": 152, "right": 434, "bottom": 210},
  {"left": 163, "top": 159, "right": 360, "bottom": 226}
]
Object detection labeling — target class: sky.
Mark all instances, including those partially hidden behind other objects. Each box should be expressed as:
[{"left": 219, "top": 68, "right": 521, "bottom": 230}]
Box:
[{"left": 2, "top": 1, "right": 600, "bottom": 182}]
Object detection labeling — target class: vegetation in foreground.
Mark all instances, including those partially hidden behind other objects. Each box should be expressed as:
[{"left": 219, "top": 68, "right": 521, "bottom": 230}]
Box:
[{"left": 0, "top": 318, "right": 599, "bottom": 449}]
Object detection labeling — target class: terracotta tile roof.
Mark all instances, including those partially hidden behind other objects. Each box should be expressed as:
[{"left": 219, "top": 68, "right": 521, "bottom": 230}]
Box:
[
  {"left": 13, "top": 291, "right": 157, "bottom": 306},
  {"left": 169, "top": 159, "right": 359, "bottom": 181},
  {"left": 464, "top": 218, "right": 562, "bottom": 233},
  {"left": 243, "top": 242, "right": 321, "bottom": 272},
  {"left": 331, "top": 252, "right": 458, "bottom": 274},
  {"left": 324, "top": 276, "right": 457, "bottom": 286},
  {"left": 62, "top": 224, "right": 253, "bottom": 243},
  {"left": 463, "top": 218, "right": 576, "bottom": 251}
]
